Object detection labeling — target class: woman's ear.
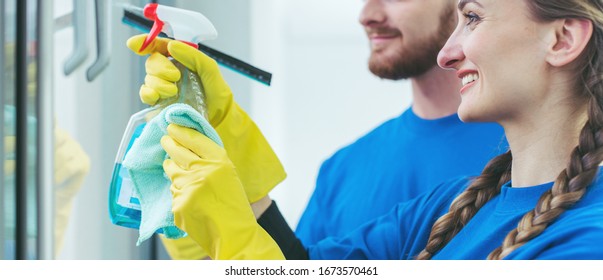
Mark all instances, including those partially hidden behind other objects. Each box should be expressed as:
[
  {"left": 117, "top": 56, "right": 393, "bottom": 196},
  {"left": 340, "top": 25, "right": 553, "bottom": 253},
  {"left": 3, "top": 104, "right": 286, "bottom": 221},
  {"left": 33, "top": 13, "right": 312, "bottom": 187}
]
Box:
[{"left": 546, "top": 18, "right": 593, "bottom": 67}]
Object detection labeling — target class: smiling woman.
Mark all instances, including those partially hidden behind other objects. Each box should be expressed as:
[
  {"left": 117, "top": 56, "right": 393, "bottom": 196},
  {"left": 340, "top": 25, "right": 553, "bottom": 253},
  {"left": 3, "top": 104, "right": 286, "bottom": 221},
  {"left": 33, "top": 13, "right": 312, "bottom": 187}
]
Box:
[
  {"left": 420, "top": 0, "right": 603, "bottom": 259},
  {"left": 438, "top": 0, "right": 563, "bottom": 124}
]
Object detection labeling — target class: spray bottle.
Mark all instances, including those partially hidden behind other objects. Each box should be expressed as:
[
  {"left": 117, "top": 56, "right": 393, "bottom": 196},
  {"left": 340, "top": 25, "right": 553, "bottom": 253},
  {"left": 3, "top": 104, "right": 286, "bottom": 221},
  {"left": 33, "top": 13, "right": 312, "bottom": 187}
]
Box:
[{"left": 108, "top": 3, "right": 217, "bottom": 231}]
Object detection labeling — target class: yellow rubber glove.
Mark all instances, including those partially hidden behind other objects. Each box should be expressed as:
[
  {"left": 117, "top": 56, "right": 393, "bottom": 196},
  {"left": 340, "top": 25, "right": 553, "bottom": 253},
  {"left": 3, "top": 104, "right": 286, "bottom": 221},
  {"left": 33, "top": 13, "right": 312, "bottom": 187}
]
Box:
[
  {"left": 162, "top": 124, "right": 284, "bottom": 260},
  {"left": 4, "top": 135, "right": 15, "bottom": 175},
  {"left": 53, "top": 126, "right": 90, "bottom": 255},
  {"left": 126, "top": 34, "right": 286, "bottom": 203},
  {"left": 127, "top": 35, "right": 285, "bottom": 260},
  {"left": 159, "top": 235, "right": 209, "bottom": 260}
]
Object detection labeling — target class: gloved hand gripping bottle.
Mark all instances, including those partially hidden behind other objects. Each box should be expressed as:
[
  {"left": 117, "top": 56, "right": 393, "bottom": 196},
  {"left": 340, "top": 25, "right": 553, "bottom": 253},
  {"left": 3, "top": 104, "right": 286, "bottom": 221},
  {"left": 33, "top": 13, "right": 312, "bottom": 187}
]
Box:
[{"left": 108, "top": 3, "right": 218, "bottom": 231}]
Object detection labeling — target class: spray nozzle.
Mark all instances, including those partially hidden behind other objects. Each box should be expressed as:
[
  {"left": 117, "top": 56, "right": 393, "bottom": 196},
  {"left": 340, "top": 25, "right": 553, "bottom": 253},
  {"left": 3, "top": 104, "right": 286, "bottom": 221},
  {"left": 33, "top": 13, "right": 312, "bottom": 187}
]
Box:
[
  {"left": 139, "top": 4, "right": 163, "bottom": 52},
  {"left": 137, "top": 3, "right": 218, "bottom": 53}
]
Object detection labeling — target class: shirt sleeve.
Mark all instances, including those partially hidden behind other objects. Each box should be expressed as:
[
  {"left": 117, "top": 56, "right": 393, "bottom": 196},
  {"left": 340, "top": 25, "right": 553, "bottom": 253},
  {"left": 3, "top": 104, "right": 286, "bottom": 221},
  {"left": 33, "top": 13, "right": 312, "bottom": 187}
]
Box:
[
  {"left": 306, "top": 177, "right": 466, "bottom": 260},
  {"left": 534, "top": 237, "right": 603, "bottom": 260},
  {"left": 307, "top": 202, "right": 409, "bottom": 259},
  {"left": 258, "top": 201, "right": 309, "bottom": 260},
  {"left": 517, "top": 216, "right": 603, "bottom": 260}
]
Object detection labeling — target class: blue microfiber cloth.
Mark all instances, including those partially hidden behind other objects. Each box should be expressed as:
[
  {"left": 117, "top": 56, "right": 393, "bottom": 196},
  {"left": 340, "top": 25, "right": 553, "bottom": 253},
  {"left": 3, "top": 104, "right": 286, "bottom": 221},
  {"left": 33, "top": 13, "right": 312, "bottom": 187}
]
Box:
[{"left": 122, "top": 103, "right": 223, "bottom": 246}]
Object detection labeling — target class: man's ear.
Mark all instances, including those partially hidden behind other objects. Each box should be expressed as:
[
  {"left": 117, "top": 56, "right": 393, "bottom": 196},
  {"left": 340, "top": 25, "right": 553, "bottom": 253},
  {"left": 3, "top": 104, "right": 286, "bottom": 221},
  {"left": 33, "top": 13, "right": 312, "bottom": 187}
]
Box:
[{"left": 545, "top": 18, "right": 593, "bottom": 67}]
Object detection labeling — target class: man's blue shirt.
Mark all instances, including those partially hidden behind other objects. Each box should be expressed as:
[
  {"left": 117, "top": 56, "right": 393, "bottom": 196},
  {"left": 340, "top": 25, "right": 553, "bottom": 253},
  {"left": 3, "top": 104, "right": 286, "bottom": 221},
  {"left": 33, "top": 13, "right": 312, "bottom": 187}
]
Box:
[{"left": 295, "top": 108, "right": 507, "bottom": 246}]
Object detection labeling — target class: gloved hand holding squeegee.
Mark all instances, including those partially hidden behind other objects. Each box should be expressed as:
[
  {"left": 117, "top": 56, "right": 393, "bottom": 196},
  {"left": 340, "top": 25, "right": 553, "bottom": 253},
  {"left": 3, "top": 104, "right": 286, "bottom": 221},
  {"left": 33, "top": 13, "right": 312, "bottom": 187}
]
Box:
[
  {"left": 127, "top": 35, "right": 287, "bottom": 203},
  {"left": 120, "top": 3, "right": 287, "bottom": 259}
]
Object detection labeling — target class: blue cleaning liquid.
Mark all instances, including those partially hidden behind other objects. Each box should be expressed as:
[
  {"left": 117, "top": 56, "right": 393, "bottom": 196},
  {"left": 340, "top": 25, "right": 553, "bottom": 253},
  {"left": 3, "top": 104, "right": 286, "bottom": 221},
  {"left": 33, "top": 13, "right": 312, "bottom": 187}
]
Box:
[
  {"left": 108, "top": 120, "right": 163, "bottom": 234},
  {"left": 108, "top": 122, "right": 145, "bottom": 229},
  {"left": 108, "top": 162, "right": 142, "bottom": 229},
  {"left": 108, "top": 62, "right": 206, "bottom": 234}
]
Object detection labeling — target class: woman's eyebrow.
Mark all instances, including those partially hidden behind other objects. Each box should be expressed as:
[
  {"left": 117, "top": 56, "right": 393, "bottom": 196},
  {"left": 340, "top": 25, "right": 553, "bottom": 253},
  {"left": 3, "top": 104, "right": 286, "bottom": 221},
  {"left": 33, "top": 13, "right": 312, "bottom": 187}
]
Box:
[{"left": 458, "top": 0, "right": 483, "bottom": 11}]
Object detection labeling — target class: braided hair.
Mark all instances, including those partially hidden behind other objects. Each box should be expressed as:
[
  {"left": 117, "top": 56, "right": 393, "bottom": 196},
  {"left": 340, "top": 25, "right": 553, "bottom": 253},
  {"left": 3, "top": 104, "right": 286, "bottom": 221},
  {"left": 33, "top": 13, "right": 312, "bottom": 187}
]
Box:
[{"left": 417, "top": 0, "right": 603, "bottom": 260}]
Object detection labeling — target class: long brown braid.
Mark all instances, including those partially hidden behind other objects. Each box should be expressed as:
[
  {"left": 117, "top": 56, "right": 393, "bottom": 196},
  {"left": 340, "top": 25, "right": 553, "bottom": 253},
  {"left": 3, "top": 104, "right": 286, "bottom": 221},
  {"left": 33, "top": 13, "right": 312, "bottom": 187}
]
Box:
[
  {"left": 418, "top": 0, "right": 603, "bottom": 260},
  {"left": 416, "top": 151, "right": 512, "bottom": 260}
]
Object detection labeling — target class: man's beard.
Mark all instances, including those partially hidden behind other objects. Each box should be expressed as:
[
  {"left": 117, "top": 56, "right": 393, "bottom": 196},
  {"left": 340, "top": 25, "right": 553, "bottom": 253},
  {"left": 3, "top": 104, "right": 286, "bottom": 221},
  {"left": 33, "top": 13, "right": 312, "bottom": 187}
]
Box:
[{"left": 368, "top": 7, "right": 455, "bottom": 80}]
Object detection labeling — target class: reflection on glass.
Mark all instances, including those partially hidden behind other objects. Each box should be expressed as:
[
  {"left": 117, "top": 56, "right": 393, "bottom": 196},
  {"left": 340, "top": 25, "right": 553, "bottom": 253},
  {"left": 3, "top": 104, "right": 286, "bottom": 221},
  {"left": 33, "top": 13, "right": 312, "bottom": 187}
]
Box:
[
  {"left": 2, "top": 0, "right": 93, "bottom": 260},
  {"left": 25, "top": 0, "right": 39, "bottom": 259},
  {"left": 2, "top": 0, "right": 40, "bottom": 259},
  {"left": 3, "top": 0, "right": 17, "bottom": 260}
]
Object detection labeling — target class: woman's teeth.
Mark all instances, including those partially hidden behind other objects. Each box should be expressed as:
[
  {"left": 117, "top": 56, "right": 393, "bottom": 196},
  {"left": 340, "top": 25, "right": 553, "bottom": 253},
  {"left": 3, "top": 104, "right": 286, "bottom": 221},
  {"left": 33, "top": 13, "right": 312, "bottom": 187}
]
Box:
[{"left": 462, "top": 73, "right": 479, "bottom": 86}]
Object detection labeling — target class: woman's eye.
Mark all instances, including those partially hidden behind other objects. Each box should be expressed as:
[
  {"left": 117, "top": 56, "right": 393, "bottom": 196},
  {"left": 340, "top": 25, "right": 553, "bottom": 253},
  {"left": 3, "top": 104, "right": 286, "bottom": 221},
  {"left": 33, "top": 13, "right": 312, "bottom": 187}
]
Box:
[{"left": 464, "top": 12, "right": 481, "bottom": 26}]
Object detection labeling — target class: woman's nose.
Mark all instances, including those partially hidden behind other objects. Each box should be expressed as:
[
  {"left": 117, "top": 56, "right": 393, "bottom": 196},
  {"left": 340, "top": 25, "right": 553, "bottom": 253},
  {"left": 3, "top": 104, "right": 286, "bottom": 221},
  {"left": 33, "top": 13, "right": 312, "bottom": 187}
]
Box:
[{"left": 437, "top": 32, "right": 465, "bottom": 70}]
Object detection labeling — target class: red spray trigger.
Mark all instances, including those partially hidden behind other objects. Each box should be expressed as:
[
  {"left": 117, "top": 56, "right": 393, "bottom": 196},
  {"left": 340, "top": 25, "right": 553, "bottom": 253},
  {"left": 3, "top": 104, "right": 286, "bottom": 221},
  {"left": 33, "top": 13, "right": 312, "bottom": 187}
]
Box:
[{"left": 138, "top": 3, "right": 164, "bottom": 52}]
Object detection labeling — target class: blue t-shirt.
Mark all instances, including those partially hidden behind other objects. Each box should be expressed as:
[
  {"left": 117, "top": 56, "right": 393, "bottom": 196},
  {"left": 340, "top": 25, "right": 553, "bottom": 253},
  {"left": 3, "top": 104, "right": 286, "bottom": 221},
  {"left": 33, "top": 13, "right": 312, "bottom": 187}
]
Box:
[
  {"left": 295, "top": 108, "right": 507, "bottom": 246},
  {"left": 308, "top": 171, "right": 603, "bottom": 260}
]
